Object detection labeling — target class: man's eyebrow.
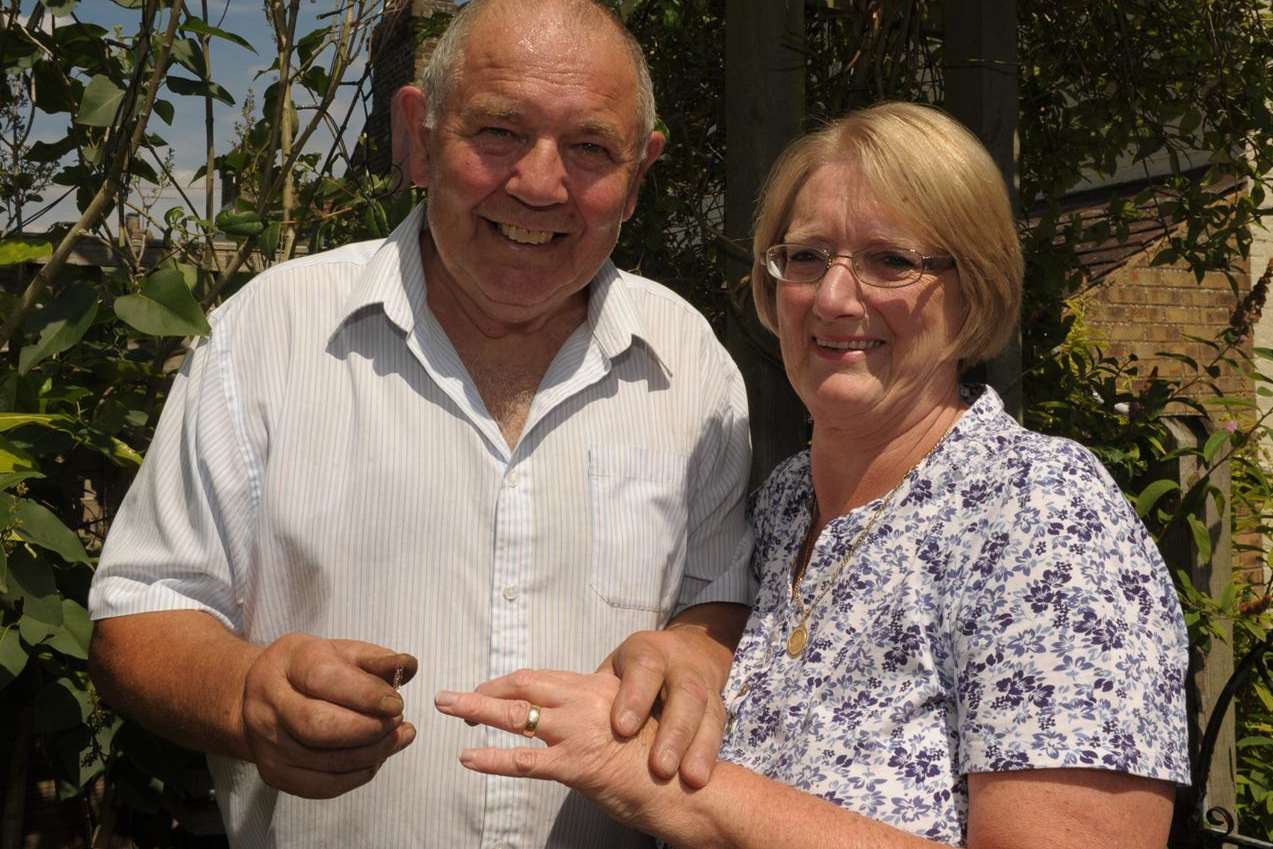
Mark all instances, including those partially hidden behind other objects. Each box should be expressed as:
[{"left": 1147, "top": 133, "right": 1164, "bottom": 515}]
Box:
[
  {"left": 460, "top": 99, "right": 521, "bottom": 123},
  {"left": 576, "top": 120, "right": 627, "bottom": 147}
]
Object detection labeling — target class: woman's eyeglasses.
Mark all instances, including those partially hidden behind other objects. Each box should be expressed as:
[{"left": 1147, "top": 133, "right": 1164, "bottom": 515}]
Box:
[{"left": 764, "top": 243, "right": 956, "bottom": 289}]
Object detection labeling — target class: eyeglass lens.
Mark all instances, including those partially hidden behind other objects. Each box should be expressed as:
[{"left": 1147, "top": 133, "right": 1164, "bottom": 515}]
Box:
[{"left": 768, "top": 244, "right": 923, "bottom": 287}]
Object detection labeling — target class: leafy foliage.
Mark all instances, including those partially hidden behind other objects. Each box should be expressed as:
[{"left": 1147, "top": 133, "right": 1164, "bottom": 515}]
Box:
[
  {"left": 0, "top": 1, "right": 414, "bottom": 844},
  {"left": 5, "top": 0, "right": 1273, "bottom": 844}
]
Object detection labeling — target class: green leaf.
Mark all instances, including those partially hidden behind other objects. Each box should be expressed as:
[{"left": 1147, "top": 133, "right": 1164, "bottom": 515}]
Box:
[
  {"left": 1202, "top": 430, "right": 1229, "bottom": 465},
  {"left": 114, "top": 269, "right": 211, "bottom": 337},
  {"left": 75, "top": 75, "right": 125, "bottom": 127},
  {"left": 26, "top": 136, "right": 78, "bottom": 164},
  {"left": 215, "top": 209, "right": 264, "bottom": 238},
  {"left": 19, "top": 613, "right": 55, "bottom": 646},
  {"left": 6, "top": 550, "right": 62, "bottom": 625},
  {"left": 108, "top": 437, "right": 143, "bottom": 467},
  {"left": 0, "top": 627, "right": 28, "bottom": 691},
  {"left": 0, "top": 436, "right": 38, "bottom": 474},
  {"left": 179, "top": 18, "right": 256, "bottom": 52},
  {"left": 12, "top": 498, "right": 90, "bottom": 565},
  {"left": 153, "top": 98, "right": 174, "bottom": 125},
  {"left": 165, "top": 75, "right": 235, "bottom": 106},
  {"left": 57, "top": 599, "right": 91, "bottom": 657},
  {"left": 31, "top": 60, "right": 77, "bottom": 113},
  {"left": 0, "top": 238, "right": 53, "bottom": 266},
  {"left": 33, "top": 676, "right": 93, "bottom": 734},
  {"left": 40, "top": 0, "right": 78, "bottom": 15},
  {"left": 257, "top": 221, "right": 281, "bottom": 259},
  {"left": 295, "top": 25, "right": 333, "bottom": 65},
  {"left": 1187, "top": 513, "right": 1213, "bottom": 563},
  {"left": 1135, "top": 479, "right": 1179, "bottom": 517},
  {"left": 19, "top": 285, "right": 99, "bottom": 375},
  {"left": 0, "top": 413, "right": 67, "bottom": 433},
  {"left": 45, "top": 625, "right": 88, "bottom": 660}
]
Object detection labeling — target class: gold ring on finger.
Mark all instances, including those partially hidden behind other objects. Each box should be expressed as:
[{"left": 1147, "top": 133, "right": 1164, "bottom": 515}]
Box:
[{"left": 522, "top": 704, "right": 542, "bottom": 738}]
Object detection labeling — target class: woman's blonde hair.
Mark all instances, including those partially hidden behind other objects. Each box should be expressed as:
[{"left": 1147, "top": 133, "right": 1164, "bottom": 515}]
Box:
[{"left": 750, "top": 102, "right": 1024, "bottom": 367}]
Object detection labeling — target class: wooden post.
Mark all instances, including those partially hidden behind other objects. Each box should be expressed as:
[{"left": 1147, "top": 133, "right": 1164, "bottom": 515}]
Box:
[
  {"left": 724, "top": 0, "right": 809, "bottom": 487},
  {"left": 1160, "top": 416, "right": 1237, "bottom": 827},
  {"left": 943, "top": 0, "right": 1022, "bottom": 419}
]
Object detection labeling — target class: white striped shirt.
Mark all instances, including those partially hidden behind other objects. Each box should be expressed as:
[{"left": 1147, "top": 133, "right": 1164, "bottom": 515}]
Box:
[{"left": 89, "top": 204, "right": 754, "bottom": 849}]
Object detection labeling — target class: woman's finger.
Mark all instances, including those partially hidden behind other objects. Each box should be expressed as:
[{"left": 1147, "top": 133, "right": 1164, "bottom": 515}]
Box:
[
  {"left": 435, "top": 689, "right": 550, "bottom": 740},
  {"left": 459, "top": 744, "right": 557, "bottom": 780},
  {"left": 473, "top": 667, "right": 585, "bottom": 702}
]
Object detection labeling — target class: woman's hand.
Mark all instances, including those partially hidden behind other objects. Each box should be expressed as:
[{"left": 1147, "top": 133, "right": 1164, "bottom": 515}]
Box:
[{"left": 434, "top": 669, "right": 672, "bottom": 830}]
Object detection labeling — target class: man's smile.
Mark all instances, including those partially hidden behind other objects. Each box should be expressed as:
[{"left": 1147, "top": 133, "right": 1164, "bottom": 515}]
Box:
[{"left": 488, "top": 218, "right": 566, "bottom": 246}]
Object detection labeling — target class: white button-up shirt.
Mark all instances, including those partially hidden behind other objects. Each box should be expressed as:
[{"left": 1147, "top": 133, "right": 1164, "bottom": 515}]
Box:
[{"left": 89, "top": 205, "right": 753, "bottom": 849}]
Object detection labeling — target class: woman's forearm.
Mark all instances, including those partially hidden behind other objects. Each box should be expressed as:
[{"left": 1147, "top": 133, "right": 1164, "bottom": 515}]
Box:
[{"left": 647, "top": 762, "right": 950, "bottom": 849}]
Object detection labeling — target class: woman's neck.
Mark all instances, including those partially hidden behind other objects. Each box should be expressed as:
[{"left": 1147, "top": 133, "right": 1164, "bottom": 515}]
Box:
[{"left": 809, "top": 383, "right": 966, "bottom": 520}]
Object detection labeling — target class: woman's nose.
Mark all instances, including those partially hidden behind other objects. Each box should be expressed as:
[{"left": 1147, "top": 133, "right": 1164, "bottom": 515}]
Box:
[{"left": 812, "top": 261, "right": 867, "bottom": 319}]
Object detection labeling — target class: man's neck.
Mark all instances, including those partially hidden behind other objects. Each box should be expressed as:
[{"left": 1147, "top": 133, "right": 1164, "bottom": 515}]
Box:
[{"left": 420, "top": 234, "right": 590, "bottom": 449}]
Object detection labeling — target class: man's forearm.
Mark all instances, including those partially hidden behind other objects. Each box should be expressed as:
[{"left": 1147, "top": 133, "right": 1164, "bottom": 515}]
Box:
[
  {"left": 89, "top": 609, "right": 260, "bottom": 760},
  {"left": 665, "top": 602, "right": 750, "bottom": 690}
]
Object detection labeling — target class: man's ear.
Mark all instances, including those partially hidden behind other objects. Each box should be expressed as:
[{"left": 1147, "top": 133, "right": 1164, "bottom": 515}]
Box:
[
  {"left": 392, "top": 85, "right": 431, "bottom": 190},
  {"left": 622, "top": 130, "right": 667, "bottom": 221}
]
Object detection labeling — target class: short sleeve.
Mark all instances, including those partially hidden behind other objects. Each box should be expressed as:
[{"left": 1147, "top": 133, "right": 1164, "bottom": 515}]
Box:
[
  {"left": 88, "top": 301, "right": 259, "bottom": 632},
  {"left": 676, "top": 351, "right": 754, "bottom": 612},
  {"left": 951, "top": 439, "right": 1191, "bottom": 784}
]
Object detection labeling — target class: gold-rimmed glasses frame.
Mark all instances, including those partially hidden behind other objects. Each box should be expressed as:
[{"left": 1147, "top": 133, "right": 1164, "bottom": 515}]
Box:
[{"left": 764, "top": 243, "right": 956, "bottom": 289}]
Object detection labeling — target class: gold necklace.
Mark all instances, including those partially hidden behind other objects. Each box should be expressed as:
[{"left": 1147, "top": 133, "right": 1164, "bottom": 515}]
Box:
[
  {"left": 786, "top": 481, "right": 902, "bottom": 658},
  {"left": 786, "top": 407, "right": 964, "bottom": 659}
]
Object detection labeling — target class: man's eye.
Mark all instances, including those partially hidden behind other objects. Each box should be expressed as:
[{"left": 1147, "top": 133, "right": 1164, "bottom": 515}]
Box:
[
  {"left": 478, "top": 127, "right": 515, "bottom": 139},
  {"left": 575, "top": 142, "right": 613, "bottom": 160}
]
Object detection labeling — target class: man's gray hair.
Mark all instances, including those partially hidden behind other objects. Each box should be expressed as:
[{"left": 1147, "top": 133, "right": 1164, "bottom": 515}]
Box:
[{"left": 419, "top": 0, "right": 657, "bottom": 142}]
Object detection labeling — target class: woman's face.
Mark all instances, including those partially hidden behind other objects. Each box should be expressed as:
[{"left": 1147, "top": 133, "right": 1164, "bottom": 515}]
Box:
[{"left": 774, "top": 161, "right": 965, "bottom": 432}]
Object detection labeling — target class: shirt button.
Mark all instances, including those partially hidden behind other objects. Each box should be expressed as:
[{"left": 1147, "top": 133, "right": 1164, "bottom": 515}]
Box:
[
  {"left": 502, "top": 585, "right": 519, "bottom": 601},
  {"left": 505, "top": 471, "right": 520, "bottom": 488}
]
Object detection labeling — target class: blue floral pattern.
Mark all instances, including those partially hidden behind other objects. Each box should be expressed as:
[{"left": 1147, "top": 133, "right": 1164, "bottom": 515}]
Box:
[{"left": 719, "top": 385, "right": 1190, "bottom": 846}]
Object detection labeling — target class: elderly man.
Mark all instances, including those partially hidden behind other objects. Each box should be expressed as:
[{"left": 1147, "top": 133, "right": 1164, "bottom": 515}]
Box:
[{"left": 86, "top": 1, "right": 751, "bottom": 847}]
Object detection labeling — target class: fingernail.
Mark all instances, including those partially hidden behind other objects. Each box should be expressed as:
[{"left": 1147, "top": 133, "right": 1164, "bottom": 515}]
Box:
[
  {"left": 434, "top": 689, "right": 458, "bottom": 707},
  {"left": 459, "top": 749, "right": 476, "bottom": 768},
  {"left": 402, "top": 724, "right": 417, "bottom": 746},
  {"left": 656, "top": 748, "right": 677, "bottom": 775},
  {"left": 618, "top": 710, "right": 640, "bottom": 734},
  {"left": 380, "top": 693, "right": 404, "bottom": 714}
]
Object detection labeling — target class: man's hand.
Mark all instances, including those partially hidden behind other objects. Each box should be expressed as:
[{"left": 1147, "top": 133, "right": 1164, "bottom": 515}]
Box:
[
  {"left": 241, "top": 633, "right": 419, "bottom": 798},
  {"left": 599, "top": 603, "right": 749, "bottom": 788}
]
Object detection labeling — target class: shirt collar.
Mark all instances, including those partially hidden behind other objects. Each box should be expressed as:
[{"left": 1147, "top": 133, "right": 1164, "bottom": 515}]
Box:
[
  {"left": 331, "top": 203, "right": 430, "bottom": 340},
  {"left": 332, "top": 203, "right": 669, "bottom": 375},
  {"left": 587, "top": 260, "right": 671, "bottom": 376}
]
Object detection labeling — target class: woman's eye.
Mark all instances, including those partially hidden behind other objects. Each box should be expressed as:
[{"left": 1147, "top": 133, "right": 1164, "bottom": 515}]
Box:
[
  {"left": 870, "top": 249, "right": 920, "bottom": 271},
  {"left": 788, "top": 248, "right": 824, "bottom": 265}
]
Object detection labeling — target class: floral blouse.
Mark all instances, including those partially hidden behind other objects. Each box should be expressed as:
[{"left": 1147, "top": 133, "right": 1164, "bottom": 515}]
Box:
[{"left": 718, "top": 385, "right": 1190, "bottom": 846}]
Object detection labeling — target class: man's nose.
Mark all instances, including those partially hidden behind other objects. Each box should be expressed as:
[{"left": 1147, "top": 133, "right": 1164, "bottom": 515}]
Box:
[
  {"left": 812, "top": 260, "right": 867, "bottom": 319},
  {"left": 507, "top": 140, "right": 569, "bottom": 206}
]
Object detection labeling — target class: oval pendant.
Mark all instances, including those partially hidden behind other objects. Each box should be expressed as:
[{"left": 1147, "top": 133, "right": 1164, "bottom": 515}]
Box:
[{"left": 786, "top": 623, "right": 809, "bottom": 658}]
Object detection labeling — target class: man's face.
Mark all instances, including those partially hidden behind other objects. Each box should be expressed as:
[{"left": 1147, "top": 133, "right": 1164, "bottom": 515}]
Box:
[{"left": 412, "top": 11, "right": 664, "bottom": 332}]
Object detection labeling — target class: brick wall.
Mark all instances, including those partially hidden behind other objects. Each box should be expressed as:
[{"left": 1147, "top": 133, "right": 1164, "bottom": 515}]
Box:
[
  {"left": 1081, "top": 248, "right": 1252, "bottom": 403},
  {"left": 362, "top": 0, "right": 456, "bottom": 178}
]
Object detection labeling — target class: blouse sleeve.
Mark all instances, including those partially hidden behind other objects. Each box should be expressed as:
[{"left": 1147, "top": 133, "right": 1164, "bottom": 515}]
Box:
[{"left": 950, "top": 436, "right": 1191, "bottom": 784}]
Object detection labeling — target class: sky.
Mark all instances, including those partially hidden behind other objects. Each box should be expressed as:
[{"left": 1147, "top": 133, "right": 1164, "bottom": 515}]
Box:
[{"left": 17, "top": 0, "right": 375, "bottom": 229}]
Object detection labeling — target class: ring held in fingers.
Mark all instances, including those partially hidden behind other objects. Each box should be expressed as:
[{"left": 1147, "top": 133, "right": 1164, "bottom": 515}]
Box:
[{"left": 522, "top": 704, "right": 542, "bottom": 738}]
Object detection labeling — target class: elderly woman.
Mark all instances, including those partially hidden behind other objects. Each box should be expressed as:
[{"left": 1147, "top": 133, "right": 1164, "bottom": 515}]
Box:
[{"left": 434, "top": 102, "right": 1190, "bottom": 848}]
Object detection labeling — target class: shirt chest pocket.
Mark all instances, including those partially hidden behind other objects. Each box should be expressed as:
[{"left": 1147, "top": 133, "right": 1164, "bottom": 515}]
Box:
[{"left": 588, "top": 446, "right": 690, "bottom": 612}]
